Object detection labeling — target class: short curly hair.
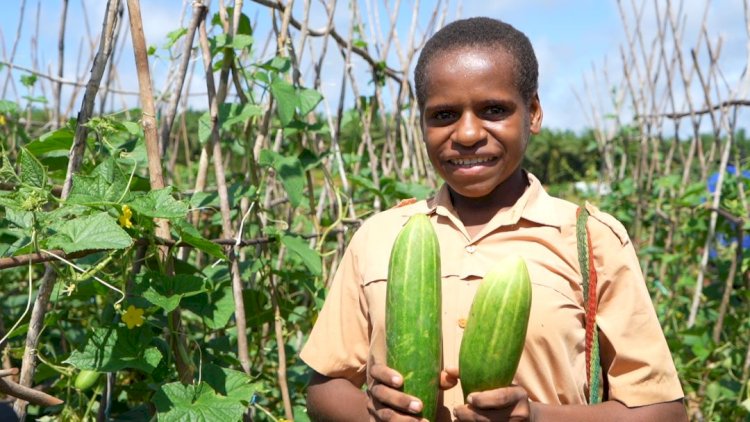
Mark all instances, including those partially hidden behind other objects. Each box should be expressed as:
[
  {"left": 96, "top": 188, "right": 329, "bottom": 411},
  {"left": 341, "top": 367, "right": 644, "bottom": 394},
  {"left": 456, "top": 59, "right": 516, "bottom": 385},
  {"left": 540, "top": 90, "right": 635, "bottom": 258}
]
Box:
[{"left": 414, "top": 17, "right": 538, "bottom": 109}]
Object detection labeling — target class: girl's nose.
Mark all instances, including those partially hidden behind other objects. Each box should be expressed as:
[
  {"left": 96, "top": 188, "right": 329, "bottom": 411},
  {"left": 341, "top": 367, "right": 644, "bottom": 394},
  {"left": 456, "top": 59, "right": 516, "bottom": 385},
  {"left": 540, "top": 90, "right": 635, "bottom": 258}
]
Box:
[{"left": 453, "top": 113, "right": 486, "bottom": 146}]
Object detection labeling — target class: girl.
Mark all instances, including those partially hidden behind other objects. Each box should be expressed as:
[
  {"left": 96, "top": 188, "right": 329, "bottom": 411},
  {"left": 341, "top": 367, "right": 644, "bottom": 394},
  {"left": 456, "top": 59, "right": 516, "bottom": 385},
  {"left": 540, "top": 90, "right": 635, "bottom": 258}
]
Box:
[{"left": 301, "top": 17, "right": 687, "bottom": 421}]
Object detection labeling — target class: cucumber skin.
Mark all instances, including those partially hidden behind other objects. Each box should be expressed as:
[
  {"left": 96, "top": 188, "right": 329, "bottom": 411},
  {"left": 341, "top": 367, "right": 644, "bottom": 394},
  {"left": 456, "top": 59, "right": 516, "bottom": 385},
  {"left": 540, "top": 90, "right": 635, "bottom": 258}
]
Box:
[
  {"left": 74, "top": 369, "right": 101, "bottom": 391},
  {"left": 459, "top": 255, "right": 532, "bottom": 399},
  {"left": 386, "top": 214, "right": 442, "bottom": 421}
]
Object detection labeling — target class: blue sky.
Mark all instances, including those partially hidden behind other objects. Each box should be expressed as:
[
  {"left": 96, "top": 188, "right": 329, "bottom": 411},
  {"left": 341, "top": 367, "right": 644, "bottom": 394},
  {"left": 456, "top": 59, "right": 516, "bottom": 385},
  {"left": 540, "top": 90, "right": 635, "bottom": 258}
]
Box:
[{"left": 0, "top": 1, "right": 747, "bottom": 132}]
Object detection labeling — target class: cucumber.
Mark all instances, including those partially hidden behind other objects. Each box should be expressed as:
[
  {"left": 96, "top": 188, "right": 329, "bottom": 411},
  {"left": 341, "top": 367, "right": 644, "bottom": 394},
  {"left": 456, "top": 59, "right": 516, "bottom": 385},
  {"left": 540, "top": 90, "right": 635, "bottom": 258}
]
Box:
[
  {"left": 74, "top": 369, "right": 101, "bottom": 391},
  {"left": 386, "top": 214, "right": 442, "bottom": 421},
  {"left": 459, "top": 255, "right": 532, "bottom": 399}
]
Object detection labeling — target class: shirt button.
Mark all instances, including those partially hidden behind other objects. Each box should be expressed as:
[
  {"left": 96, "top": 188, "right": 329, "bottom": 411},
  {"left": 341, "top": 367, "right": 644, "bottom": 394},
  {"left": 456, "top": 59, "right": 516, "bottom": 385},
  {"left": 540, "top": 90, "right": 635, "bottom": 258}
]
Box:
[
  {"left": 458, "top": 318, "right": 467, "bottom": 329},
  {"left": 465, "top": 245, "right": 476, "bottom": 254}
]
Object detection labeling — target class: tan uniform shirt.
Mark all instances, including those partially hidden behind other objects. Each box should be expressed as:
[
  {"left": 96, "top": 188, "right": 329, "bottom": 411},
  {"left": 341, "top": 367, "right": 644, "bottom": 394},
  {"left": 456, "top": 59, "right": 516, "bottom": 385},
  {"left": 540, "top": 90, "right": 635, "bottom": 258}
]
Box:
[{"left": 301, "top": 172, "right": 684, "bottom": 421}]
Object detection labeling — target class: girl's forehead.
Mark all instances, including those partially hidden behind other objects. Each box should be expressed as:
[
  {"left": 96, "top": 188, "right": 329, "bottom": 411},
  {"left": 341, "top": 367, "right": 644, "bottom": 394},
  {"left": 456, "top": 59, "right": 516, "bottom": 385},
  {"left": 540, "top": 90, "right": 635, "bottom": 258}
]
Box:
[
  {"left": 426, "top": 46, "right": 513, "bottom": 73},
  {"left": 427, "top": 45, "right": 510, "bottom": 68}
]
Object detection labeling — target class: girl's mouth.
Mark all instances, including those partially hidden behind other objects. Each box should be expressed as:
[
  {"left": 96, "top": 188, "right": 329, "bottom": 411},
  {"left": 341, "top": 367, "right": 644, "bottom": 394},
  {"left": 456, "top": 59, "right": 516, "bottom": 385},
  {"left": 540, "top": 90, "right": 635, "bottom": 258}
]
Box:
[{"left": 447, "top": 156, "right": 497, "bottom": 168}]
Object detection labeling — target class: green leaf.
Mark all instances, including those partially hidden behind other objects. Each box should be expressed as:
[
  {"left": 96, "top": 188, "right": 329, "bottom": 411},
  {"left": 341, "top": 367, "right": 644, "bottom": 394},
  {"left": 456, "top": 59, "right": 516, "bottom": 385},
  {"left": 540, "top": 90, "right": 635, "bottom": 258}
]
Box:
[
  {"left": 235, "top": 12, "right": 252, "bottom": 36},
  {"left": 174, "top": 220, "right": 227, "bottom": 260},
  {"left": 198, "top": 111, "right": 212, "bottom": 145},
  {"left": 26, "top": 126, "right": 75, "bottom": 155},
  {"left": 19, "top": 148, "right": 46, "bottom": 188},
  {"left": 350, "top": 174, "right": 380, "bottom": 195},
  {"left": 129, "top": 187, "right": 188, "bottom": 219},
  {"left": 153, "top": 382, "right": 246, "bottom": 422},
  {"left": 182, "top": 283, "right": 235, "bottom": 330},
  {"left": 20, "top": 74, "right": 37, "bottom": 88},
  {"left": 202, "top": 363, "right": 258, "bottom": 402},
  {"left": 0, "top": 151, "right": 18, "bottom": 182},
  {"left": 276, "top": 156, "right": 305, "bottom": 208},
  {"left": 393, "top": 181, "right": 432, "bottom": 200},
  {"left": 260, "top": 150, "right": 305, "bottom": 208},
  {"left": 297, "top": 88, "right": 323, "bottom": 116},
  {"left": 5, "top": 207, "right": 33, "bottom": 229},
  {"left": 47, "top": 212, "right": 133, "bottom": 253},
  {"left": 232, "top": 34, "right": 253, "bottom": 50},
  {"left": 260, "top": 56, "right": 291, "bottom": 73},
  {"left": 0, "top": 100, "right": 18, "bottom": 114},
  {"left": 281, "top": 234, "right": 321, "bottom": 276},
  {"left": 222, "top": 103, "right": 262, "bottom": 129},
  {"left": 299, "top": 148, "right": 325, "bottom": 171},
  {"left": 270, "top": 79, "right": 297, "bottom": 126},
  {"left": 122, "top": 121, "right": 142, "bottom": 136},
  {"left": 165, "top": 27, "right": 188, "bottom": 49},
  {"left": 67, "top": 159, "right": 129, "bottom": 204},
  {"left": 64, "top": 327, "right": 162, "bottom": 373},
  {"left": 137, "top": 271, "right": 206, "bottom": 313}
]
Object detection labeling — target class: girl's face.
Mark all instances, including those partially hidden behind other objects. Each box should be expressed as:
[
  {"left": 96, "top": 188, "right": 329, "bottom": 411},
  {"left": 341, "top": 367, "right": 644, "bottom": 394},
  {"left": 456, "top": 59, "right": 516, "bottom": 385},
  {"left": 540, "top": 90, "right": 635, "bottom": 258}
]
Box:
[{"left": 420, "top": 46, "right": 542, "bottom": 200}]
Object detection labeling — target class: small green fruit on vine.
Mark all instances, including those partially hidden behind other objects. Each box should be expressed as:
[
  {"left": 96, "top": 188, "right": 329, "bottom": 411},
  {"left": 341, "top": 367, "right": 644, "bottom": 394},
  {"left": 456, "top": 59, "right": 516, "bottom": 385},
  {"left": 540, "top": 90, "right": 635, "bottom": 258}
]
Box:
[{"left": 74, "top": 370, "right": 100, "bottom": 391}]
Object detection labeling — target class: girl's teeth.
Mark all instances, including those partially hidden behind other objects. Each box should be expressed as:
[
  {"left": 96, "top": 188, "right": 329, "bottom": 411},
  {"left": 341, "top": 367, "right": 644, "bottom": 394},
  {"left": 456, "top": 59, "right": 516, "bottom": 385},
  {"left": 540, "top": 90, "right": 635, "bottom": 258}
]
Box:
[{"left": 450, "top": 157, "right": 493, "bottom": 166}]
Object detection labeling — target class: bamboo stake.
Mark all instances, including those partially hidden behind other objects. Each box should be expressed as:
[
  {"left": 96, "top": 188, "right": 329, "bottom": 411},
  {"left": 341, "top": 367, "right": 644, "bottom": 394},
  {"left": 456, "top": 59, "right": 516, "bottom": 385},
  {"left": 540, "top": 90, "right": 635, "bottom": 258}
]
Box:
[
  {"left": 196, "top": 0, "right": 254, "bottom": 376},
  {"left": 55, "top": 0, "right": 69, "bottom": 128},
  {"left": 99, "top": 2, "right": 126, "bottom": 116},
  {"left": 1, "top": 368, "right": 63, "bottom": 407},
  {"left": 126, "top": 0, "right": 195, "bottom": 384},
  {"left": 12, "top": 2, "right": 122, "bottom": 418},
  {"left": 158, "top": 2, "right": 206, "bottom": 156},
  {"left": 61, "top": 0, "right": 121, "bottom": 197},
  {"left": 1, "top": 0, "right": 27, "bottom": 99}
]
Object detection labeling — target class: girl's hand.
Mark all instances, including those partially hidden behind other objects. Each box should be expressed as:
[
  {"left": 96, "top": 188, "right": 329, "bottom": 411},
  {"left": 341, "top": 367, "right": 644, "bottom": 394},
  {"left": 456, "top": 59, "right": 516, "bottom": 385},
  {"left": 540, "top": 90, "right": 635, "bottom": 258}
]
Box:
[
  {"left": 367, "top": 363, "right": 424, "bottom": 421},
  {"left": 367, "top": 364, "right": 461, "bottom": 421},
  {"left": 453, "top": 385, "right": 532, "bottom": 422}
]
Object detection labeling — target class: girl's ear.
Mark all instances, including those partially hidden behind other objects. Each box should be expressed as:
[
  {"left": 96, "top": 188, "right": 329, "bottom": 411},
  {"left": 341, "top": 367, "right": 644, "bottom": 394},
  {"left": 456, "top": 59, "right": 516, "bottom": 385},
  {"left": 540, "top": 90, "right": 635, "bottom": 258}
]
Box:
[{"left": 529, "top": 93, "right": 543, "bottom": 134}]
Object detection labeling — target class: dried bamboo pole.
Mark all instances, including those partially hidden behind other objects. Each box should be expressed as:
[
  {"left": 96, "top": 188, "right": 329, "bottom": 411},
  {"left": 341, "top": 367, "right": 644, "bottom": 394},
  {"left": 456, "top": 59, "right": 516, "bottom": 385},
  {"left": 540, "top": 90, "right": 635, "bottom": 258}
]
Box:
[
  {"left": 99, "top": 2, "right": 126, "bottom": 116},
  {"left": 11, "top": 265, "right": 58, "bottom": 420},
  {"left": 55, "top": 0, "right": 70, "bottom": 128},
  {"left": 196, "top": 0, "right": 254, "bottom": 376},
  {"left": 26, "top": 0, "right": 43, "bottom": 133},
  {"left": 250, "top": 0, "right": 403, "bottom": 85},
  {"left": 158, "top": 2, "right": 206, "bottom": 156},
  {"left": 260, "top": 4, "right": 296, "bottom": 418},
  {"left": 12, "top": 2, "right": 122, "bottom": 418},
  {"left": 711, "top": 207, "right": 743, "bottom": 342},
  {"left": 686, "top": 40, "right": 732, "bottom": 328},
  {"left": 1, "top": 0, "right": 27, "bottom": 99},
  {"left": 61, "top": 0, "right": 121, "bottom": 197},
  {"left": 126, "top": 0, "right": 195, "bottom": 384},
  {"left": 0, "top": 368, "right": 63, "bottom": 407}
]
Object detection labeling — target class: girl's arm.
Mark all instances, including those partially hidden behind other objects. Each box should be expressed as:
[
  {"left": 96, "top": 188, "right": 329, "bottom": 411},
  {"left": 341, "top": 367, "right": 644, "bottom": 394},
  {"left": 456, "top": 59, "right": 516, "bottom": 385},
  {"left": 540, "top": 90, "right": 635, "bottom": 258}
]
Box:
[
  {"left": 307, "top": 366, "right": 459, "bottom": 422},
  {"left": 306, "top": 371, "right": 370, "bottom": 422},
  {"left": 453, "top": 384, "right": 688, "bottom": 422}
]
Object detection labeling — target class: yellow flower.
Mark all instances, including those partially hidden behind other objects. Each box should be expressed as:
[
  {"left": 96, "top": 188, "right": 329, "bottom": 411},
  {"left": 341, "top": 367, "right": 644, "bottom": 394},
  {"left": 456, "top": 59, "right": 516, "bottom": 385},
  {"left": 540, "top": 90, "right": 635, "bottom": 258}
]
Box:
[
  {"left": 122, "top": 305, "right": 144, "bottom": 329},
  {"left": 118, "top": 205, "right": 133, "bottom": 228},
  {"left": 0, "top": 115, "right": 6, "bottom": 126}
]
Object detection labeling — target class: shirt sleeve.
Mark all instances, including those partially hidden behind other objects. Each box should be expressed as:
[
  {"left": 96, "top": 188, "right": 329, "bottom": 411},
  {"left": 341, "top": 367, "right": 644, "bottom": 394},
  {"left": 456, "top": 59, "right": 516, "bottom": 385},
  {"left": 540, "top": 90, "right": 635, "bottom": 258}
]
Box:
[
  {"left": 299, "top": 227, "right": 370, "bottom": 387},
  {"left": 588, "top": 209, "right": 684, "bottom": 407}
]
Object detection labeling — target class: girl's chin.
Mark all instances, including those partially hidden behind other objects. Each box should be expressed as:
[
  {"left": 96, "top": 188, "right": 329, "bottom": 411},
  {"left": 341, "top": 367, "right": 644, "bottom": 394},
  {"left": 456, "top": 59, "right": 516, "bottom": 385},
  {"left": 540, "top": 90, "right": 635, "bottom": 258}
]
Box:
[{"left": 446, "top": 182, "right": 499, "bottom": 200}]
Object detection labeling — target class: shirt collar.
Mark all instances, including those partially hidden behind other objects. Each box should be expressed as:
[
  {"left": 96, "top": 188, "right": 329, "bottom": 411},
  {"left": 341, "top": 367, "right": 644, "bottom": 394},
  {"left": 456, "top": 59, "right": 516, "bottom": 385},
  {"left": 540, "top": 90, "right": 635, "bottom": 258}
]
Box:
[{"left": 401, "top": 171, "right": 562, "bottom": 232}]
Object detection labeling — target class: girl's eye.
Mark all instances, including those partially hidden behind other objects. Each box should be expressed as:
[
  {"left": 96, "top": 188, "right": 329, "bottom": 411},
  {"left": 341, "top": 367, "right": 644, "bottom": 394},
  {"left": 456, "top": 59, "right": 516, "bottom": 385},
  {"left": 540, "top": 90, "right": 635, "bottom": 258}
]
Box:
[
  {"left": 433, "top": 110, "right": 456, "bottom": 121},
  {"left": 484, "top": 105, "right": 505, "bottom": 116}
]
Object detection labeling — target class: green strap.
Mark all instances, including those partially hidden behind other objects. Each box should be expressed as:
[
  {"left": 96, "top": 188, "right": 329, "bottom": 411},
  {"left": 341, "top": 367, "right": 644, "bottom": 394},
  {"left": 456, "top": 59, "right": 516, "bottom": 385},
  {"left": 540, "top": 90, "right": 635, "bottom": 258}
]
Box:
[{"left": 576, "top": 206, "right": 603, "bottom": 404}]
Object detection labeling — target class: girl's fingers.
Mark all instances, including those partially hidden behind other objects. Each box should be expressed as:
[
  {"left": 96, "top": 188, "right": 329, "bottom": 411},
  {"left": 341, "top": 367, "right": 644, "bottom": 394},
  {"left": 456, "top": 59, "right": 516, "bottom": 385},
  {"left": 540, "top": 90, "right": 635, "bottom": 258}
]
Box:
[{"left": 440, "top": 367, "right": 459, "bottom": 389}]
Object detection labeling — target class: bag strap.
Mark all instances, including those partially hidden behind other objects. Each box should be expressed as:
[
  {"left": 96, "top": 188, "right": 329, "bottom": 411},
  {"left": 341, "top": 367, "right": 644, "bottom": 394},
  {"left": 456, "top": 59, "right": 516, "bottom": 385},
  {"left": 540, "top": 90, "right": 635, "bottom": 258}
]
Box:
[{"left": 576, "top": 206, "right": 603, "bottom": 404}]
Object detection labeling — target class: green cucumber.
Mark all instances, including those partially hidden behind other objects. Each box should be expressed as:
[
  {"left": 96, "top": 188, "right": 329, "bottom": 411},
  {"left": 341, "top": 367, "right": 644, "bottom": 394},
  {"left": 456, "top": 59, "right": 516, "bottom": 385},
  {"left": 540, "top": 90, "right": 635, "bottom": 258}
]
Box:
[
  {"left": 459, "top": 255, "right": 532, "bottom": 399},
  {"left": 74, "top": 369, "right": 100, "bottom": 391},
  {"left": 386, "top": 214, "right": 442, "bottom": 421}
]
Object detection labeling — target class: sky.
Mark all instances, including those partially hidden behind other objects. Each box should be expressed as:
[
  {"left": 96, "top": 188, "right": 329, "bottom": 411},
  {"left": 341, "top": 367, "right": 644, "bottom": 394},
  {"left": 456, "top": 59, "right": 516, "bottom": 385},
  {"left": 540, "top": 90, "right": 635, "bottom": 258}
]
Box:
[{"left": 0, "top": 0, "right": 747, "bottom": 133}]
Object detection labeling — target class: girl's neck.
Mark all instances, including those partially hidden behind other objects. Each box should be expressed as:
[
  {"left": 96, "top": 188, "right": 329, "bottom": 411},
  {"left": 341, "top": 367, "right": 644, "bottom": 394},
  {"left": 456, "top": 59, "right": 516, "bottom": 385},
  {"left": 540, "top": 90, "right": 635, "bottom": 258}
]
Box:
[{"left": 449, "top": 170, "right": 528, "bottom": 235}]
